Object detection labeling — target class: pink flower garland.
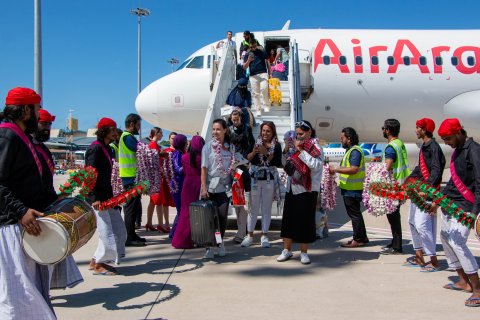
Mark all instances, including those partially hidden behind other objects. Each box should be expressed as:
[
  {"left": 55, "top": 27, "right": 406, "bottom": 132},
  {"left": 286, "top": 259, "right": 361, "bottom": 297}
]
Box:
[
  {"left": 166, "top": 152, "right": 179, "bottom": 194},
  {"left": 111, "top": 160, "right": 124, "bottom": 196},
  {"left": 321, "top": 164, "right": 337, "bottom": 212},
  {"left": 362, "top": 163, "right": 400, "bottom": 216},
  {"left": 255, "top": 137, "right": 277, "bottom": 167},
  {"left": 212, "top": 137, "right": 235, "bottom": 176},
  {"left": 136, "top": 142, "right": 161, "bottom": 195}
]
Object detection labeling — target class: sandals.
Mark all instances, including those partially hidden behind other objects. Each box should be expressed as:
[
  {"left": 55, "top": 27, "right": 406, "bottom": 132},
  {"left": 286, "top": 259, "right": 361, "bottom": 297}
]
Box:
[
  {"left": 420, "top": 265, "right": 439, "bottom": 273},
  {"left": 443, "top": 282, "right": 473, "bottom": 293},
  {"left": 465, "top": 297, "right": 480, "bottom": 307}
]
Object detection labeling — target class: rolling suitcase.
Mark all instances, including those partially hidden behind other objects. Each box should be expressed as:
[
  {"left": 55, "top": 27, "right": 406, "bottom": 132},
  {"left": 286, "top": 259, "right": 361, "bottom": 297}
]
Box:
[{"left": 189, "top": 200, "right": 219, "bottom": 247}]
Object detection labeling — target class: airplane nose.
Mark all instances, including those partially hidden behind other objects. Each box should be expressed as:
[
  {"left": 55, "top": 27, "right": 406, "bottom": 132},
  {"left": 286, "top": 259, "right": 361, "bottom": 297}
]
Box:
[{"left": 135, "top": 69, "right": 211, "bottom": 135}]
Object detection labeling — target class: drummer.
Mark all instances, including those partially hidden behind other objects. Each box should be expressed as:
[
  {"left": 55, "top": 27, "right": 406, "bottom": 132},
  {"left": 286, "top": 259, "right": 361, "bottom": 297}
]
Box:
[
  {"left": 86, "top": 118, "right": 127, "bottom": 275},
  {"left": 33, "top": 109, "right": 84, "bottom": 289},
  {"left": 0, "top": 87, "right": 56, "bottom": 319},
  {"left": 430, "top": 119, "right": 480, "bottom": 307}
]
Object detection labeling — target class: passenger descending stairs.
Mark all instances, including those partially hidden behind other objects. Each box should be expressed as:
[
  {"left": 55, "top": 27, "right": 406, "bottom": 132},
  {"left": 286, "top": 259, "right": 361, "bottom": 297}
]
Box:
[{"left": 251, "top": 80, "right": 292, "bottom": 143}]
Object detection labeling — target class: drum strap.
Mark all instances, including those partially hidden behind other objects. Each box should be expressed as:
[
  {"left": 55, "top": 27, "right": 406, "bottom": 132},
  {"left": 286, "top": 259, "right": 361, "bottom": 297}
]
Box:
[
  {"left": 0, "top": 122, "right": 42, "bottom": 176},
  {"left": 35, "top": 144, "right": 55, "bottom": 175},
  {"left": 91, "top": 140, "right": 112, "bottom": 168}
]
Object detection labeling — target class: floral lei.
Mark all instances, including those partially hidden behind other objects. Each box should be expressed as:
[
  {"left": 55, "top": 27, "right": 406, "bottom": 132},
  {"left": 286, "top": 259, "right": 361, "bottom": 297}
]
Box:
[
  {"left": 362, "top": 163, "right": 400, "bottom": 216},
  {"left": 368, "top": 182, "right": 408, "bottom": 201},
  {"left": 405, "top": 177, "right": 477, "bottom": 229},
  {"left": 58, "top": 166, "right": 98, "bottom": 200},
  {"left": 99, "top": 181, "right": 150, "bottom": 211},
  {"left": 111, "top": 160, "right": 124, "bottom": 196},
  {"left": 136, "top": 142, "right": 161, "bottom": 195},
  {"left": 255, "top": 137, "right": 277, "bottom": 167},
  {"left": 321, "top": 164, "right": 337, "bottom": 212},
  {"left": 212, "top": 137, "right": 235, "bottom": 176}
]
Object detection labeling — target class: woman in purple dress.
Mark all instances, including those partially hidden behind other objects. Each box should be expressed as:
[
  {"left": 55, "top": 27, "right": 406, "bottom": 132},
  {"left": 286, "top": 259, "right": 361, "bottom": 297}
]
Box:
[
  {"left": 169, "top": 134, "right": 188, "bottom": 238},
  {"left": 172, "top": 136, "right": 205, "bottom": 249}
]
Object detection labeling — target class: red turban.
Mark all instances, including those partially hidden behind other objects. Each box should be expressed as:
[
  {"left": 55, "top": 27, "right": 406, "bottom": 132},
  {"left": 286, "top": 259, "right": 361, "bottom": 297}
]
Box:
[
  {"left": 97, "top": 117, "right": 117, "bottom": 129},
  {"left": 38, "top": 109, "right": 56, "bottom": 123},
  {"left": 5, "top": 87, "right": 41, "bottom": 106},
  {"left": 415, "top": 118, "right": 435, "bottom": 133},
  {"left": 438, "top": 118, "right": 462, "bottom": 137}
]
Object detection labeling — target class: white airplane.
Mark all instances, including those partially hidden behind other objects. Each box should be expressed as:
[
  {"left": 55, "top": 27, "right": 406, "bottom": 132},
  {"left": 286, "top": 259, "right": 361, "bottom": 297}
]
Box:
[{"left": 136, "top": 25, "right": 480, "bottom": 165}]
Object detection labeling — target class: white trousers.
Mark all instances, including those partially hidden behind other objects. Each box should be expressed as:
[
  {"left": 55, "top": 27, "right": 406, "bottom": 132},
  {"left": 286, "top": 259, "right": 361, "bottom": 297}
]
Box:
[
  {"left": 234, "top": 206, "right": 248, "bottom": 239},
  {"left": 248, "top": 180, "right": 274, "bottom": 233},
  {"left": 249, "top": 73, "right": 269, "bottom": 111},
  {"left": 0, "top": 224, "right": 56, "bottom": 320},
  {"left": 93, "top": 208, "right": 127, "bottom": 264},
  {"left": 408, "top": 203, "right": 437, "bottom": 256},
  {"left": 440, "top": 212, "right": 479, "bottom": 274}
]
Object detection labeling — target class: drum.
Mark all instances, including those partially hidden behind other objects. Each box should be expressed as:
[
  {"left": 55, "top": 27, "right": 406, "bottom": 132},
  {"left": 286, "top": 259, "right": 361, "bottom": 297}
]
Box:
[
  {"left": 475, "top": 214, "right": 480, "bottom": 242},
  {"left": 22, "top": 197, "right": 97, "bottom": 265}
]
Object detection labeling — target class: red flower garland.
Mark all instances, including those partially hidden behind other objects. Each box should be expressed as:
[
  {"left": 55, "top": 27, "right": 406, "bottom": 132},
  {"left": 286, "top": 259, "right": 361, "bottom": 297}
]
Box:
[
  {"left": 369, "top": 182, "right": 409, "bottom": 201},
  {"left": 58, "top": 166, "right": 98, "bottom": 200},
  {"left": 99, "top": 181, "right": 150, "bottom": 211}
]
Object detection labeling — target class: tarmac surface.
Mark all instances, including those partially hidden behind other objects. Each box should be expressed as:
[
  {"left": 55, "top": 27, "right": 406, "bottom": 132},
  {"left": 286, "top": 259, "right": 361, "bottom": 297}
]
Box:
[{"left": 50, "top": 173, "right": 480, "bottom": 320}]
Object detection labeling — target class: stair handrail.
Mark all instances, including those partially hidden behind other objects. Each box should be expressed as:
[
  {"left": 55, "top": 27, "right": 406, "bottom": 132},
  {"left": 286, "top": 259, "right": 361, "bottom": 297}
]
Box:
[
  {"left": 200, "top": 46, "right": 236, "bottom": 141},
  {"left": 289, "top": 40, "right": 303, "bottom": 130}
]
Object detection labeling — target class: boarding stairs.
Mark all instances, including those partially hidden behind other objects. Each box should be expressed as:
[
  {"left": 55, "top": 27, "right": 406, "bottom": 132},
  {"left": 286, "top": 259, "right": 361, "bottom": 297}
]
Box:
[{"left": 202, "top": 42, "right": 304, "bottom": 217}]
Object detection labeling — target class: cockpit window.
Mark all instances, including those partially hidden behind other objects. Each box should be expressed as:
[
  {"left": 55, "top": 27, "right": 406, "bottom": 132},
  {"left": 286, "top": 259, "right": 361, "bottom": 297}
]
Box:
[
  {"left": 176, "top": 58, "right": 192, "bottom": 71},
  {"left": 186, "top": 56, "right": 204, "bottom": 69}
]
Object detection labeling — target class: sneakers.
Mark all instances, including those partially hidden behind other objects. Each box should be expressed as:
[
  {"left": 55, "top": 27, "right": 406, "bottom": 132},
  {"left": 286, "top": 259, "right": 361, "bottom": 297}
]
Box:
[
  {"left": 204, "top": 248, "right": 214, "bottom": 259},
  {"left": 263, "top": 106, "right": 270, "bottom": 113},
  {"left": 240, "top": 235, "right": 253, "bottom": 247},
  {"left": 261, "top": 235, "right": 271, "bottom": 248},
  {"left": 218, "top": 243, "right": 226, "bottom": 257},
  {"left": 276, "top": 249, "right": 293, "bottom": 262},
  {"left": 300, "top": 253, "right": 311, "bottom": 265}
]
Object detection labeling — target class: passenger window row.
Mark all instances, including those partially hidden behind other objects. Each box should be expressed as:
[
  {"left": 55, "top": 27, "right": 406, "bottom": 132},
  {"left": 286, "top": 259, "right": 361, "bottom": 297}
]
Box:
[{"left": 321, "top": 55, "right": 475, "bottom": 67}]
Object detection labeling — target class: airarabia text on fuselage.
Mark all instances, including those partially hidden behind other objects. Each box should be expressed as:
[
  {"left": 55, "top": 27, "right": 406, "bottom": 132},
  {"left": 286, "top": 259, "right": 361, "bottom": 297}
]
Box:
[{"left": 313, "top": 38, "right": 480, "bottom": 74}]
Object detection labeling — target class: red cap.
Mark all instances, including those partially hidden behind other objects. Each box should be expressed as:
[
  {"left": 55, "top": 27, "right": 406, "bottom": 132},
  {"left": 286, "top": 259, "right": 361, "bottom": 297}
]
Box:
[
  {"left": 38, "top": 109, "right": 56, "bottom": 123},
  {"left": 438, "top": 118, "right": 462, "bottom": 137},
  {"left": 5, "top": 87, "right": 41, "bottom": 106},
  {"left": 97, "top": 117, "right": 117, "bottom": 129},
  {"left": 415, "top": 118, "right": 435, "bottom": 133}
]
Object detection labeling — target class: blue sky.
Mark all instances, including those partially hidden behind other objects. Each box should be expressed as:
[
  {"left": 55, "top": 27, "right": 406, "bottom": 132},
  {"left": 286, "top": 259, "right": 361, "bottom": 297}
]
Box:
[{"left": 1, "top": 0, "right": 480, "bottom": 136}]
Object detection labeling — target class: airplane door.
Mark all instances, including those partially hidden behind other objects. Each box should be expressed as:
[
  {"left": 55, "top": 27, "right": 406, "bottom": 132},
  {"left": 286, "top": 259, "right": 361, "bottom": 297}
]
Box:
[{"left": 298, "top": 48, "right": 313, "bottom": 98}]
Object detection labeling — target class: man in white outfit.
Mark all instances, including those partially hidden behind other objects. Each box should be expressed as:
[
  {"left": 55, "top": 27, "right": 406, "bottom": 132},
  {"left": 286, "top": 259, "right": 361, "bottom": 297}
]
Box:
[{"left": 405, "top": 118, "right": 445, "bottom": 271}]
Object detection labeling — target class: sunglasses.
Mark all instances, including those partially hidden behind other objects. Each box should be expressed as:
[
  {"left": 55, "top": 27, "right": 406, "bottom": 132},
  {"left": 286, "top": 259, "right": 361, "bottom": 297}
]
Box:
[{"left": 295, "top": 121, "right": 311, "bottom": 130}]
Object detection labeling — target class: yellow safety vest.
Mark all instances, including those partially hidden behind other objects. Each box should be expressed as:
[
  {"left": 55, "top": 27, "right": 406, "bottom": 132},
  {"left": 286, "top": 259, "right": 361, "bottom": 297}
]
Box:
[
  {"left": 339, "top": 145, "right": 365, "bottom": 191},
  {"left": 119, "top": 132, "right": 137, "bottom": 178},
  {"left": 382, "top": 138, "right": 411, "bottom": 183},
  {"left": 110, "top": 142, "right": 119, "bottom": 161}
]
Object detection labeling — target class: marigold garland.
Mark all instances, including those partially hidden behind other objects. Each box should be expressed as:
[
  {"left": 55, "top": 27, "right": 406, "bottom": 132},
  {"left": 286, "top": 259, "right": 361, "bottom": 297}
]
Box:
[
  {"left": 99, "top": 181, "right": 150, "bottom": 211},
  {"left": 58, "top": 166, "right": 98, "bottom": 200},
  {"left": 405, "top": 177, "right": 477, "bottom": 229},
  {"left": 321, "top": 164, "right": 337, "bottom": 212}
]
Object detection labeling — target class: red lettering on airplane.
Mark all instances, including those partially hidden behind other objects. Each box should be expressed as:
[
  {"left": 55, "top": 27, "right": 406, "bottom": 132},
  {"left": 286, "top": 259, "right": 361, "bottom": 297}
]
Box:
[
  {"left": 453, "top": 46, "right": 480, "bottom": 74},
  {"left": 313, "top": 39, "right": 350, "bottom": 73},
  {"left": 387, "top": 40, "right": 430, "bottom": 74},
  {"left": 313, "top": 38, "right": 480, "bottom": 75},
  {"left": 351, "top": 39, "right": 363, "bottom": 73}
]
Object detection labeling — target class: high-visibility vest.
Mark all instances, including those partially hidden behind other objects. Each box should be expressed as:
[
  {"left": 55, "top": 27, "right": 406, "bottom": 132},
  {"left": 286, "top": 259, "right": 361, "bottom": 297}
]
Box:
[
  {"left": 339, "top": 145, "right": 365, "bottom": 191},
  {"left": 110, "top": 142, "right": 119, "bottom": 160},
  {"left": 119, "top": 132, "right": 137, "bottom": 178},
  {"left": 383, "top": 138, "right": 411, "bottom": 183}
]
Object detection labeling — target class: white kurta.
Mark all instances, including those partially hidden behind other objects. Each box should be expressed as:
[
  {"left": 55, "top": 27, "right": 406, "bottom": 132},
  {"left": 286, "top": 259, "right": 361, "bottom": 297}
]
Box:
[
  {"left": 0, "top": 224, "right": 56, "bottom": 320},
  {"left": 93, "top": 208, "right": 126, "bottom": 264}
]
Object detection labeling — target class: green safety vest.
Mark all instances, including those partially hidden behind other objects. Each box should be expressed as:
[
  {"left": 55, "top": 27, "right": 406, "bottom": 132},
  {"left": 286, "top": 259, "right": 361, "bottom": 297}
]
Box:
[
  {"left": 382, "top": 138, "right": 411, "bottom": 183},
  {"left": 119, "top": 132, "right": 137, "bottom": 178},
  {"left": 110, "top": 142, "right": 119, "bottom": 161},
  {"left": 339, "top": 145, "right": 365, "bottom": 191}
]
